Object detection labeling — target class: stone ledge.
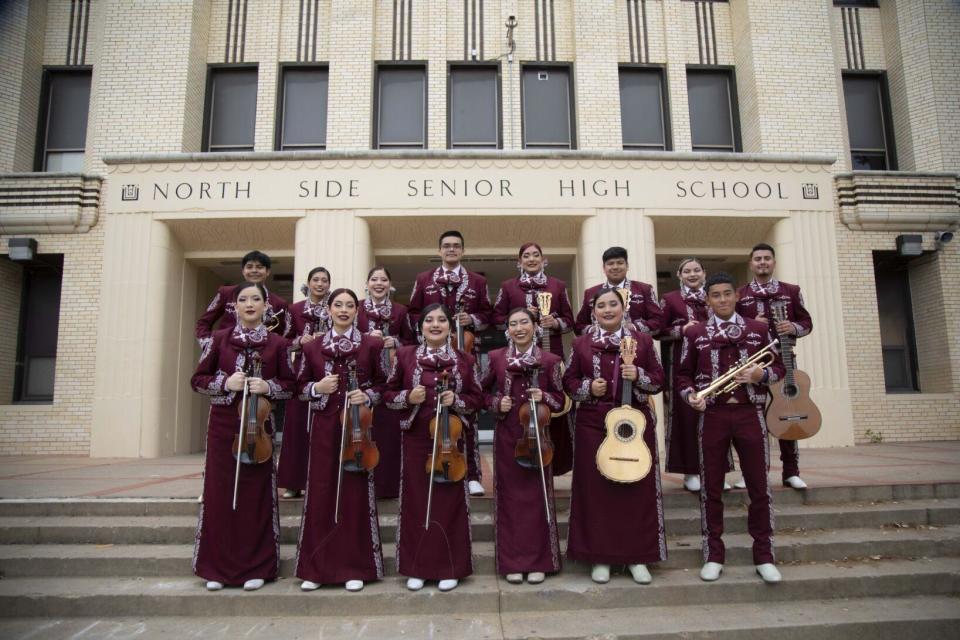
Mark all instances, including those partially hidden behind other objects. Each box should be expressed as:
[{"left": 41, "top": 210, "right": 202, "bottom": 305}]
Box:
[
  {"left": 836, "top": 172, "right": 960, "bottom": 232},
  {"left": 0, "top": 173, "right": 102, "bottom": 235}
]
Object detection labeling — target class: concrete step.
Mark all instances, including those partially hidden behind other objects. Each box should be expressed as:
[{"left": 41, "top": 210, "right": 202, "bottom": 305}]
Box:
[
  {"left": 0, "top": 498, "right": 956, "bottom": 545},
  {"left": 0, "top": 557, "right": 956, "bottom": 618},
  {"left": 1, "top": 481, "right": 955, "bottom": 517},
  {"left": 1, "top": 526, "right": 957, "bottom": 578},
  {"left": 1, "top": 595, "right": 957, "bottom": 640}
]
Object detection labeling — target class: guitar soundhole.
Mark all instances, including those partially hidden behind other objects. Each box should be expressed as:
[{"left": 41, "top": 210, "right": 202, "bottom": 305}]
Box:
[
  {"left": 784, "top": 383, "right": 799, "bottom": 399},
  {"left": 615, "top": 422, "right": 636, "bottom": 442}
]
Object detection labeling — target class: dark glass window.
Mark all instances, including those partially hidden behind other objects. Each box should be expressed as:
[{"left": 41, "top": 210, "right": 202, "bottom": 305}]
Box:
[
  {"left": 375, "top": 65, "right": 426, "bottom": 149},
  {"left": 204, "top": 67, "right": 258, "bottom": 152},
  {"left": 873, "top": 252, "right": 919, "bottom": 392},
  {"left": 687, "top": 69, "right": 739, "bottom": 152},
  {"left": 449, "top": 66, "right": 499, "bottom": 149},
  {"left": 833, "top": 1, "right": 878, "bottom": 7},
  {"left": 39, "top": 70, "right": 91, "bottom": 171},
  {"left": 843, "top": 74, "right": 895, "bottom": 170},
  {"left": 619, "top": 67, "right": 669, "bottom": 150},
  {"left": 522, "top": 66, "right": 575, "bottom": 149},
  {"left": 278, "top": 67, "right": 328, "bottom": 150}
]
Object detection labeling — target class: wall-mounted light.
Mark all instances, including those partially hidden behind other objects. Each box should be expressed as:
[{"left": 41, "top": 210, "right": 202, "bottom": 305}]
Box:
[
  {"left": 8, "top": 238, "right": 37, "bottom": 262},
  {"left": 895, "top": 234, "right": 923, "bottom": 257},
  {"left": 935, "top": 230, "right": 954, "bottom": 250}
]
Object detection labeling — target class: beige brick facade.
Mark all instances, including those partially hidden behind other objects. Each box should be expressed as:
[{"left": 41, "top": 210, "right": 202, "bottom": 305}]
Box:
[{"left": 0, "top": 0, "right": 957, "bottom": 455}]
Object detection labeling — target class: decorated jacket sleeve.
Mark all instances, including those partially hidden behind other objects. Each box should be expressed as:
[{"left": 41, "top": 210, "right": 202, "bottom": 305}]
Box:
[
  {"left": 555, "top": 287, "right": 575, "bottom": 334},
  {"left": 195, "top": 288, "right": 226, "bottom": 343},
  {"left": 470, "top": 279, "right": 493, "bottom": 331},
  {"left": 632, "top": 285, "right": 665, "bottom": 335},
  {"left": 398, "top": 309, "right": 418, "bottom": 346},
  {"left": 453, "top": 359, "right": 483, "bottom": 415},
  {"left": 562, "top": 345, "right": 592, "bottom": 402},
  {"left": 263, "top": 341, "right": 295, "bottom": 401},
  {"left": 574, "top": 289, "right": 593, "bottom": 335},
  {"left": 491, "top": 285, "right": 510, "bottom": 329},
  {"left": 274, "top": 299, "right": 293, "bottom": 340},
  {"left": 792, "top": 288, "right": 814, "bottom": 338},
  {"left": 656, "top": 297, "right": 680, "bottom": 341},
  {"left": 633, "top": 336, "right": 664, "bottom": 398},
  {"left": 675, "top": 332, "right": 698, "bottom": 400},
  {"left": 297, "top": 348, "right": 320, "bottom": 402},
  {"left": 406, "top": 277, "right": 424, "bottom": 331},
  {"left": 365, "top": 341, "right": 387, "bottom": 407},
  {"left": 542, "top": 358, "right": 566, "bottom": 413},
  {"left": 191, "top": 336, "right": 229, "bottom": 397},
  {"left": 382, "top": 356, "right": 410, "bottom": 410},
  {"left": 479, "top": 354, "right": 503, "bottom": 414}
]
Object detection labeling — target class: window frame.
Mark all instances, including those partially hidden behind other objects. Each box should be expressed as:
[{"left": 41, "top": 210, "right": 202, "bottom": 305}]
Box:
[
  {"left": 11, "top": 254, "right": 64, "bottom": 404},
  {"left": 372, "top": 61, "right": 429, "bottom": 150},
  {"left": 872, "top": 251, "right": 920, "bottom": 393},
  {"left": 34, "top": 66, "right": 93, "bottom": 172},
  {"left": 202, "top": 63, "right": 260, "bottom": 153},
  {"left": 685, "top": 64, "right": 742, "bottom": 153},
  {"left": 618, "top": 63, "right": 672, "bottom": 151},
  {"left": 274, "top": 62, "right": 330, "bottom": 151},
  {"left": 842, "top": 70, "right": 898, "bottom": 171},
  {"left": 833, "top": 1, "right": 878, "bottom": 8},
  {"left": 446, "top": 62, "right": 503, "bottom": 150},
  {"left": 520, "top": 62, "right": 578, "bottom": 150}
]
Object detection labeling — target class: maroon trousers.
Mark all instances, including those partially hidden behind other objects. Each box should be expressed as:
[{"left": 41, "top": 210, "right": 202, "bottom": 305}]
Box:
[
  {"left": 698, "top": 403, "right": 774, "bottom": 565},
  {"left": 465, "top": 413, "right": 482, "bottom": 483},
  {"left": 778, "top": 438, "right": 800, "bottom": 480}
]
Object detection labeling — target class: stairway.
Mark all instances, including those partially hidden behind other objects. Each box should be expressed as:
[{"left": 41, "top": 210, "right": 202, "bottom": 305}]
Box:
[{"left": 0, "top": 483, "right": 958, "bottom": 639}]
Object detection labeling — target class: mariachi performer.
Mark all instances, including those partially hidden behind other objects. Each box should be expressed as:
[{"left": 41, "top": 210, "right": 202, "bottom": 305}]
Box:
[
  {"left": 492, "top": 242, "right": 576, "bottom": 476},
  {"left": 295, "top": 288, "right": 386, "bottom": 592},
  {"left": 563, "top": 288, "right": 667, "bottom": 585},
  {"left": 481, "top": 307, "right": 564, "bottom": 584},
  {"left": 356, "top": 266, "right": 415, "bottom": 499},
  {"left": 191, "top": 282, "right": 294, "bottom": 591},
  {"left": 677, "top": 272, "right": 786, "bottom": 584},
  {"left": 383, "top": 303, "right": 481, "bottom": 592},
  {"left": 278, "top": 266, "right": 332, "bottom": 498},
  {"left": 574, "top": 246, "right": 664, "bottom": 337},
  {"left": 408, "top": 230, "right": 492, "bottom": 496}
]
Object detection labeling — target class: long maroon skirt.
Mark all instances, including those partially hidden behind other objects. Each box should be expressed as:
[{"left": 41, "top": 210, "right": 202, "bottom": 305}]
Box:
[
  {"left": 277, "top": 398, "right": 310, "bottom": 491},
  {"left": 373, "top": 406, "right": 402, "bottom": 499},
  {"left": 567, "top": 403, "right": 667, "bottom": 565},
  {"left": 295, "top": 410, "right": 384, "bottom": 584},
  {"left": 549, "top": 413, "right": 574, "bottom": 476},
  {"left": 193, "top": 406, "right": 280, "bottom": 585},
  {"left": 396, "top": 414, "right": 473, "bottom": 580},
  {"left": 493, "top": 411, "right": 562, "bottom": 575}
]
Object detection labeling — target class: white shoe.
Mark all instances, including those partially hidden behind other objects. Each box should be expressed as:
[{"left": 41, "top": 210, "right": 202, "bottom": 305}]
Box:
[
  {"left": 683, "top": 474, "right": 701, "bottom": 492},
  {"left": 243, "top": 578, "right": 264, "bottom": 591},
  {"left": 756, "top": 563, "right": 782, "bottom": 583},
  {"left": 300, "top": 580, "right": 320, "bottom": 591},
  {"left": 734, "top": 478, "right": 747, "bottom": 489},
  {"left": 784, "top": 476, "right": 808, "bottom": 490},
  {"left": 468, "top": 480, "right": 485, "bottom": 496},
  {"left": 629, "top": 564, "right": 651, "bottom": 584},
  {"left": 527, "top": 572, "right": 545, "bottom": 584},
  {"left": 198, "top": 493, "right": 204, "bottom": 503},
  {"left": 282, "top": 489, "right": 301, "bottom": 498},
  {"left": 700, "top": 562, "right": 723, "bottom": 582},
  {"left": 205, "top": 580, "right": 223, "bottom": 591},
  {"left": 505, "top": 573, "right": 523, "bottom": 584},
  {"left": 590, "top": 564, "right": 610, "bottom": 584},
  {"left": 438, "top": 579, "right": 459, "bottom": 591},
  {"left": 406, "top": 577, "right": 425, "bottom": 591},
  {"left": 723, "top": 481, "right": 732, "bottom": 491},
  {"left": 345, "top": 580, "right": 364, "bottom": 592}
]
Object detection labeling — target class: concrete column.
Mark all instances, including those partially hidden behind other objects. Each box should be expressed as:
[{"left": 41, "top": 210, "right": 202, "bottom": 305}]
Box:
[
  {"left": 579, "top": 210, "right": 657, "bottom": 295},
  {"left": 572, "top": 0, "right": 621, "bottom": 150},
  {"left": 766, "top": 214, "right": 855, "bottom": 448},
  {"left": 294, "top": 211, "right": 373, "bottom": 301},
  {"left": 326, "top": 0, "right": 374, "bottom": 150},
  {"left": 660, "top": 0, "right": 692, "bottom": 151},
  {"left": 91, "top": 215, "right": 185, "bottom": 457},
  {"left": 0, "top": 0, "right": 47, "bottom": 172}
]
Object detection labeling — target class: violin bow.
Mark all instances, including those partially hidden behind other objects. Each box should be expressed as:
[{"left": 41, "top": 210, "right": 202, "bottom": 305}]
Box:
[
  {"left": 529, "top": 368, "right": 551, "bottom": 526},
  {"left": 334, "top": 383, "right": 349, "bottom": 525},
  {"left": 232, "top": 377, "right": 250, "bottom": 511},
  {"left": 424, "top": 376, "right": 445, "bottom": 529}
]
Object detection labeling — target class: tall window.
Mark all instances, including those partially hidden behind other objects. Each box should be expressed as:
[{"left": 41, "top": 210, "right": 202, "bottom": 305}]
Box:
[
  {"left": 38, "top": 70, "right": 91, "bottom": 172},
  {"left": 619, "top": 67, "right": 670, "bottom": 150},
  {"left": 277, "top": 66, "right": 328, "bottom": 150},
  {"left": 843, "top": 73, "right": 896, "bottom": 170},
  {"left": 204, "top": 67, "right": 258, "bottom": 152},
  {"left": 873, "top": 252, "right": 919, "bottom": 392},
  {"left": 375, "top": 65, "right": 426, "bottom": 149},
  {"left": 687, "top": 68, "right": 740, "bottom": 152},
  {"left": 448, "top": 66, "right": 500, "bottom": 149},
  {"left": 522, "top": 65, "right": 575, "bottom": 149}
]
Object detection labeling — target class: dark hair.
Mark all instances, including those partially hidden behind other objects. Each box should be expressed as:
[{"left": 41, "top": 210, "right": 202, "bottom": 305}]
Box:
[
  {"left": 590, "top": 287, "right": 623, "bottom": 309},
  {"left": 234, "top": 281, "right": 268, "bottom": 301},
  {"left": 328, "top": 287, "right": 359, "bottom": 306},
  {"left": 602, "top": 246, "right": 628, "bottom": 263},
  {"left": 518, "top": 242, "right": 543, "bottom": 258},
  {"left": 241, "top": 250, "right": 272, "bottom": 270},
  {"left": 367, "top": 265, "right": 392, "bottom": 281},
  {"left": 705, "top": 272, "right": 736, "bottom": 294},
  {"left": 750, "top": 243, "right": 776, "bottom": 258},
  {"left": 438, "top": 230, "right": 465, "bottom": 248},
  {"left": 308, "top": 266, "right": 331, "bottom": 282},
  {"left": 417, "top": 302, "right": 453, "bottom": 333},
  {"left": 506, "top": 307, "right": 537, "bottom": 324}
]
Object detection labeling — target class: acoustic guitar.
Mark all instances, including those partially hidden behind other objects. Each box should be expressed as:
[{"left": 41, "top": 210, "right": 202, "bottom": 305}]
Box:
[
  {"left": 537, "top": 291, "right": 572, "bottom": 417},
  {"left": 595, "top": 335, "right": 653, "bottom": 483},
  {"left": 767, "top": 300, "right": 822, "bottom": 440}
]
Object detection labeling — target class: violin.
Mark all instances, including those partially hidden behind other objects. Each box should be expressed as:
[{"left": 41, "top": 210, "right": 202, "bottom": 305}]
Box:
[
  {"left": 425, "top": 372, "right": 467, "bottom": 483},
  {"left": 382, "top": 320, "right": 397, "bottom": 369},
  {"left": 515, "top": 366, "right": 554, "bottom": 469},
  {"left": 231, "top": 352, "right": 273, "bottom": 510},
  {"left": 341, "top": 362, "right": 379, "bottom": 472},
  {"left": 453, "top": 302, "right": 475, "bottom": 354}
]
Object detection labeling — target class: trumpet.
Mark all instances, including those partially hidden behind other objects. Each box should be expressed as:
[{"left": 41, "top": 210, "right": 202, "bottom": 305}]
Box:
[{"left": 690, "top": 340, "right": 779, "bottom": 401}]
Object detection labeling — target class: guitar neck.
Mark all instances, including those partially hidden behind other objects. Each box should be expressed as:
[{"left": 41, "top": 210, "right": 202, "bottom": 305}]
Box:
[
  {"left": 620, "top": 377, "right": 632, "bottom": 406},
  {"left": 541, "top": 327, "right": 551, "bottom": 352}
]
